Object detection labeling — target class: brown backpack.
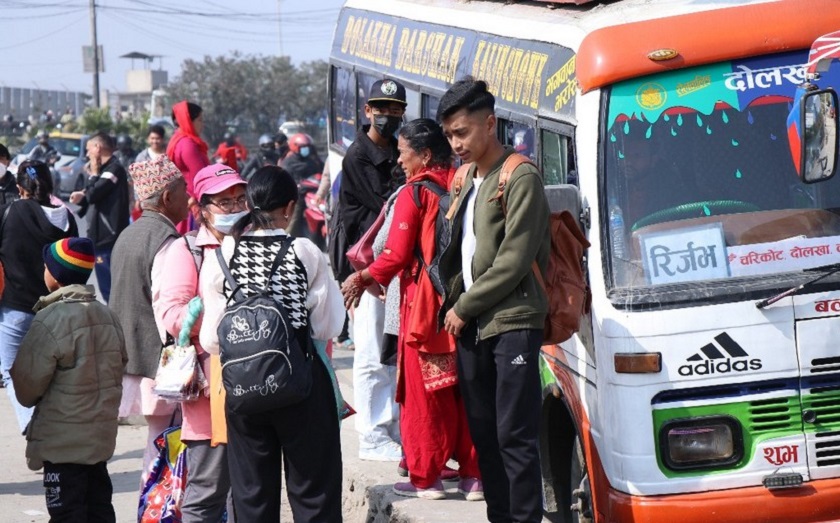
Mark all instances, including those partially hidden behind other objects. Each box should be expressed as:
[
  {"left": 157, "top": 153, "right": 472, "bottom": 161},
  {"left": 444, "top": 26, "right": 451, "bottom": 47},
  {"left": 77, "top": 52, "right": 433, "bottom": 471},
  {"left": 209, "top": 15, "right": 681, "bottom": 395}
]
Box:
[{"left": 450, "top": 154, "right": 591, "bottom": 345}]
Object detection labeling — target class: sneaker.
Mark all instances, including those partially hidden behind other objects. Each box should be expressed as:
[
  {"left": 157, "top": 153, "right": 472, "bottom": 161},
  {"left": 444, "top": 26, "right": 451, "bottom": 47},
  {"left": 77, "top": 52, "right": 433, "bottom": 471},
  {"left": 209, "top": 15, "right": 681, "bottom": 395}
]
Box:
[
  {"left": 360, "top": 441, "right": 403, "bottom": 462},
  {"left": 333, "top": 337, "right": 355, "bottom": 351},
  {"left": 393, "top": 480, "right": 446, "bottom": 500},
  {"left": 397, "top": 457, "right": 408, "bottom": 477},
  {"left": 458, "top": 477, "right": 484, "bottom": 501}
]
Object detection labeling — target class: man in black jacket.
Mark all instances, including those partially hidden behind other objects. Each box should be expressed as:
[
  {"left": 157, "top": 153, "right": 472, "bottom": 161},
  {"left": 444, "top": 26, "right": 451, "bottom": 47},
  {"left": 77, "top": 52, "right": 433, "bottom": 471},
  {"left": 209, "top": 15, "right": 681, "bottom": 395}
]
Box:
[
  {"left": 69, "top": 132, "right": 130, "bottom": 303},
  {"left": 336, "top": 78, "right": 407, "bottom": 462}
]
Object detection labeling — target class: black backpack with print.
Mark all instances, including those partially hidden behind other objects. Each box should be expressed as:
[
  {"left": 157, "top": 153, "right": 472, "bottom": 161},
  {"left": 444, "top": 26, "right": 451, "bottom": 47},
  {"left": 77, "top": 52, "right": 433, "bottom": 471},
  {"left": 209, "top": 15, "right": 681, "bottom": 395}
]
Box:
[{"left": 215, "top": 237, "right": 313, "bottom": 414}]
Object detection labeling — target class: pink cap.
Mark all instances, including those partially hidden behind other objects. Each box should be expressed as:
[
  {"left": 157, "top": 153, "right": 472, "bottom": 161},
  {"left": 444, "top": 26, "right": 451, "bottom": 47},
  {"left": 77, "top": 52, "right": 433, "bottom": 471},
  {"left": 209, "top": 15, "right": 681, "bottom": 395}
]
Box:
[{"left": 193, "top": 164, "right": 247, "bottom": 201}]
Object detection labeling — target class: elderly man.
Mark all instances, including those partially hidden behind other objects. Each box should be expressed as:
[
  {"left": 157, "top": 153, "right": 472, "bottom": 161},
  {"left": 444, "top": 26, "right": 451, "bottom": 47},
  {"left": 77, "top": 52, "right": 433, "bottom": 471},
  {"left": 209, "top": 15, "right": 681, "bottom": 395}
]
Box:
[{"left": 109, "top": 155, "right": 190, "bottom": 484}]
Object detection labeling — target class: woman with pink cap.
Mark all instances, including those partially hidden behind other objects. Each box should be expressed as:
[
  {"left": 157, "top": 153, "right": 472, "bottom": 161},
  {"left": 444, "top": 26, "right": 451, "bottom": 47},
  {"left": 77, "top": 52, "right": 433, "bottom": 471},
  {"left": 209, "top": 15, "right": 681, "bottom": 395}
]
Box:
[{"left": 151, "top": 163, "right": 247, "bottom": 522}]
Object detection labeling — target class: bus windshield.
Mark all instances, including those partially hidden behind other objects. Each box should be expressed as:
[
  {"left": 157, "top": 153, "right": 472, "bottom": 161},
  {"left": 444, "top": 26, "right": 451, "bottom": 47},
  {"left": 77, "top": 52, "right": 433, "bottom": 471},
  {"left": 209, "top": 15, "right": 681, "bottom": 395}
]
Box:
[{"left": 605, "top": 50, "right": 840, "bottom": 304}]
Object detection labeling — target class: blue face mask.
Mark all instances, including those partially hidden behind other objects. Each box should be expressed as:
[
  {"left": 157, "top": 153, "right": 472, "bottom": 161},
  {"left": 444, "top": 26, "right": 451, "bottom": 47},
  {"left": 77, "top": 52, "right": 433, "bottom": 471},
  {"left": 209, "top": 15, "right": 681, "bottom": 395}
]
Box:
[
  {"left": 211, "top": 210, "right": 248, "bottom": 234},
  {"left": 299, "top": 146, "right": 310, "bottom": 158}
]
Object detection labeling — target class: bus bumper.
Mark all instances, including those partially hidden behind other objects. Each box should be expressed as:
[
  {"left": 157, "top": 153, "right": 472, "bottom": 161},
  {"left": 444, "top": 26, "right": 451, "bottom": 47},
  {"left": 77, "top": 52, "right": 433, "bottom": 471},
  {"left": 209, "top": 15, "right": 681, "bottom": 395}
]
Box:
[{"left": 606, "top": 478, "right": 840, "bottom": 523}]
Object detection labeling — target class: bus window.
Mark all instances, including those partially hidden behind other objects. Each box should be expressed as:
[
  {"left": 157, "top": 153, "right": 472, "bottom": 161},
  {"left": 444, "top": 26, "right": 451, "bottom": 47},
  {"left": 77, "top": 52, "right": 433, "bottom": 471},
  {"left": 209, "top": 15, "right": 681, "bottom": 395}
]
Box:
[
  {"left": 404, "top": 87, "right": 421, "bottom": 123},
  {"left": 499, "top": 119, "right": 536, "bottom": 163},
  {"left": 541, "top": 129, "right": 575, "bottom": 186},
  {"left": 422, "top": 94, "right": 441, "bottom": 121},
  {"left": 356, "top": 72, "right": 379, "bottom": 128},
  {"left": 331, "top": 66, "right": 355, "bottom": 148}
]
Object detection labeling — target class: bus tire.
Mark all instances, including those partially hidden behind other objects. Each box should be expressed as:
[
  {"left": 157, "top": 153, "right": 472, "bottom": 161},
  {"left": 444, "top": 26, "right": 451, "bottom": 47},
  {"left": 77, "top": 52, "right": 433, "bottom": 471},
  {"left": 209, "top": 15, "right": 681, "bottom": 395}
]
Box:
[{"left": 541, "top": 395, "right": 575, "bottom": 523}]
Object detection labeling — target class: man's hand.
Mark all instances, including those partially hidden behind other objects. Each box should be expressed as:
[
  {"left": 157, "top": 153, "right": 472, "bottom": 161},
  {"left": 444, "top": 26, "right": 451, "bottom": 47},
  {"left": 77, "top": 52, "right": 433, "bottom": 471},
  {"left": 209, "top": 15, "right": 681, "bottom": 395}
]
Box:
[
  {"left": 69, "top": 191, "right": 85, "bottom": 205},
  {"left": 444, "top": 308, "right": 466, "bottom": 338}
]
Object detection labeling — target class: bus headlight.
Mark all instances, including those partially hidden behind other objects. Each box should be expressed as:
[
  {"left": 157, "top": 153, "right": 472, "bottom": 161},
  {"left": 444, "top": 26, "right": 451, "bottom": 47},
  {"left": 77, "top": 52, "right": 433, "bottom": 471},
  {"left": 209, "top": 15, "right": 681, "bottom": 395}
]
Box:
[{"left": 660, "top": 416, "right": 742, "bottom": 470}]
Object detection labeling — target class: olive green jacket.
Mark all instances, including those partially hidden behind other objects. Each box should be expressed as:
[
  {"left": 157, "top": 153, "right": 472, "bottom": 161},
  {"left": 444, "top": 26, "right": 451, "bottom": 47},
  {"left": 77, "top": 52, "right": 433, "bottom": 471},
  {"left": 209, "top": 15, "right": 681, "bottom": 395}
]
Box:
[
  {"left": 443, "top": 148, "right": 550, "bottom": 340},
  {"left": 11, "top": 285, "right": 127, "bottom": 470}
]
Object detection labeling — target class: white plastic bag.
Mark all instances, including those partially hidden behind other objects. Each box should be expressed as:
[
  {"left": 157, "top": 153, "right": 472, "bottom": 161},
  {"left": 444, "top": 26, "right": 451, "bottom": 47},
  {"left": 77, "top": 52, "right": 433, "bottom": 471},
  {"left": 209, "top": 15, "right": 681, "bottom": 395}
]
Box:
[{"left": 153, "top": 344, "right": 207, "bottom": 401}]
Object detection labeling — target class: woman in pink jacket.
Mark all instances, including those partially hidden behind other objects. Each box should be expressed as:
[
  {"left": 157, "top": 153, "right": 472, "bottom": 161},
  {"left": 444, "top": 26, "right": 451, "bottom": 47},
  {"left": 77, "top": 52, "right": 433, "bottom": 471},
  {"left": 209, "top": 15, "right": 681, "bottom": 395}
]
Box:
[
  {"left": 152, "top": 163, "right": 247, "bottom": 522},
  {"left": 167, "top": 100, "right": 210, "bottom": 233}
]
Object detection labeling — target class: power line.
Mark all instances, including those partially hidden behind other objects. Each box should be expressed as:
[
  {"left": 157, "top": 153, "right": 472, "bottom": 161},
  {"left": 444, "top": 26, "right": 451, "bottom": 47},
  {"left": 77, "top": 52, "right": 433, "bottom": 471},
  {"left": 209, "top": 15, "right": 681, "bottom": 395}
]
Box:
[{"left": 0, "top": 13, "right": 87, "bottom": 51}]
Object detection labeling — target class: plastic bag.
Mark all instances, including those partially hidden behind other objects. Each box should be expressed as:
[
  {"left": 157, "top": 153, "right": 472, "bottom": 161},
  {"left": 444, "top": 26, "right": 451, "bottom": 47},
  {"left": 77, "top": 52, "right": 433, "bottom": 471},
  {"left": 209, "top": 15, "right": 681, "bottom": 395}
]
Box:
[
  {"left": 153, "top": 296, "right": 207, "bottom": 401},
  {"left": 153, "top": 344, "right": 207, "bottom": 401}
]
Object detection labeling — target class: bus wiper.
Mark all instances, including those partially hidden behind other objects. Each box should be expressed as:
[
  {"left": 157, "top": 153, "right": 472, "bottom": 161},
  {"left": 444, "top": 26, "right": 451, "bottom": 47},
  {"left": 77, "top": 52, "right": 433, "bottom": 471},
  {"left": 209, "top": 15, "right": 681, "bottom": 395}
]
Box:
[{"left": 755, "top": 263, "right": 840, "bottom": 309}]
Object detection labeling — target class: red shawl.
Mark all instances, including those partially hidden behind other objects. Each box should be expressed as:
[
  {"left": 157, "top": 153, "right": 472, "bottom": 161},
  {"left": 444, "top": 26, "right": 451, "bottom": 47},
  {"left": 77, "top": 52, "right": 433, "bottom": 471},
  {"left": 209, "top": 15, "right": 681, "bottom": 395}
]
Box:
[{"left": 166, "top": 100, "right": 209, "bottom": 160}]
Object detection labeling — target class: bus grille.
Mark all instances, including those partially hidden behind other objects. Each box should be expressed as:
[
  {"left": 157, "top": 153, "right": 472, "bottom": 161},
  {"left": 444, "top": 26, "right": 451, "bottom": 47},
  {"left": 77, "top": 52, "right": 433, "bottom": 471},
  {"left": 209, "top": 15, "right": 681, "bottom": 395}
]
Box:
[
  {"left": 748, "top": 398, "right": 798, "bottom": 433},
  {"left": 803, "top": 387, "right": 840, "bottom": 428},
  {"left": 815, "top": 431, "right": 840, "bottom": 467}
]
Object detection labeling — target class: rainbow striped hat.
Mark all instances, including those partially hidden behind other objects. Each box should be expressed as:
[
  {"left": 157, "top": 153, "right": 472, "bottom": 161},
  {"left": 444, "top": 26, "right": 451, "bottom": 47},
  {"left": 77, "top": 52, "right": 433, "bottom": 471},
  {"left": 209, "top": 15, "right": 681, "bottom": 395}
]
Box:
[{"left": 43, "top": 238, "right": 95, "bottom": 286}]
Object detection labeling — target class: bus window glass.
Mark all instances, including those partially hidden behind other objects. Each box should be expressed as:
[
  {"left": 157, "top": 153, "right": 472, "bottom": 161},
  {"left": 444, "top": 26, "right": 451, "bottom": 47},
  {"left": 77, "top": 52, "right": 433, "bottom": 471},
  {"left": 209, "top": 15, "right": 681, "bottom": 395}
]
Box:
[
  {"left": 604, "top": 50, "right": 840, "bottom": 301},
  {"left": 331, "top": 66, "right": 355, "bottom": 148},
  {"left": 541, "top": 129, "right": 573, "bottom": 186},
  {"left": 356, "top": 72, "right": 380, "bottom": 128},
  {"left": 423, "top": 94, "right": 440, "bottom": 120},
  {"left": 499, "top": 119, "right": 536, "bottom": 163},
  {"left": 404, "top": 87, "right": 421, "bottom": 123}
]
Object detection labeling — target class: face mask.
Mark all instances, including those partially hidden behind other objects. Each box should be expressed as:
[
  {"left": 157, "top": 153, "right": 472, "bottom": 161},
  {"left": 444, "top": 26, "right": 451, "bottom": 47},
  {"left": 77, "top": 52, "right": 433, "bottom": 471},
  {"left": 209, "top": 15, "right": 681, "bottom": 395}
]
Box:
[
  {"left": 0, "top": 163, "right": 6, "bottom": 177},
  {"left": 373, "top": 114, "right": 402, "bottom": 138},
  {"left": 299, "top": 146, "right": 310, "bottom": 158},
  {"left": 211, "top": 210, "right": 248, "bottom": 234}
]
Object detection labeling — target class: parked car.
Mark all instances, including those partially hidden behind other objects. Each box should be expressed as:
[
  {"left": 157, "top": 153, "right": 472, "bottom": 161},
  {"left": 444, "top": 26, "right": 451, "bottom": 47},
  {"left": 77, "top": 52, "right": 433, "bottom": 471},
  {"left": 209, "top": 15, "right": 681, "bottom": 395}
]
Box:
[{"left": 10, "top": 132, "right": 89, "bottom": 200}]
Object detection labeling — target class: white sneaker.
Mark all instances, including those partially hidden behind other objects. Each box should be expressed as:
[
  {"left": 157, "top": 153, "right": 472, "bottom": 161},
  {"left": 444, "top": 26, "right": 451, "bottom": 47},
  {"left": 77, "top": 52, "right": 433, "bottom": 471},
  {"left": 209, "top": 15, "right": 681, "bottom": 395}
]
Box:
[{"left": 359, "top": 441, "right": 403, "bottom": 462}]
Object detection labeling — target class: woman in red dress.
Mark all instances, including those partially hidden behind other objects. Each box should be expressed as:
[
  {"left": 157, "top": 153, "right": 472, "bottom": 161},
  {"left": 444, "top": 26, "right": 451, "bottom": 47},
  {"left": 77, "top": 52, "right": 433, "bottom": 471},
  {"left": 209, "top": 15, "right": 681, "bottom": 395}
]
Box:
[
  {"left": 166, "top": 100, "right": 210, "bottom": 233},
  {"left": 342, "top": 118, "right": 482, "bottom": 501}
]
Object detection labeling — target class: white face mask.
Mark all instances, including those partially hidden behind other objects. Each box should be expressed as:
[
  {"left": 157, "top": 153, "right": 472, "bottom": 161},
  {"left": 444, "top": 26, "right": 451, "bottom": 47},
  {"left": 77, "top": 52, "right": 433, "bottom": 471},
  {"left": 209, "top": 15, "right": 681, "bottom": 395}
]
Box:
[
  {"left": 0, "top": 163, "right": 7, "bottom": 177},
  {"left": 210, "top": 210, "right": 248, "bottom": 234}
]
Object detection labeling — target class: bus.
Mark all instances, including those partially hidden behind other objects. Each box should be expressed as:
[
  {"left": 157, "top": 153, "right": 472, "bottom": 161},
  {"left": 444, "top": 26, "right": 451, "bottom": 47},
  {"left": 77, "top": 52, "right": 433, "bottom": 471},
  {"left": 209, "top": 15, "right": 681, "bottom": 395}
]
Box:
[{"left": 327, "top": 1, "right": 840, "bottom": 521}]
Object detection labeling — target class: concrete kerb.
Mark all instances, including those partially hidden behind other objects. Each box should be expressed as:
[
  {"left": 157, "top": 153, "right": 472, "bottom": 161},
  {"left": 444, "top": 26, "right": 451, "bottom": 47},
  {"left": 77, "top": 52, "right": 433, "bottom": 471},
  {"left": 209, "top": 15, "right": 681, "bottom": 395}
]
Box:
[{"left": 332, "top": 347, "right": 491, "bottom": 523}]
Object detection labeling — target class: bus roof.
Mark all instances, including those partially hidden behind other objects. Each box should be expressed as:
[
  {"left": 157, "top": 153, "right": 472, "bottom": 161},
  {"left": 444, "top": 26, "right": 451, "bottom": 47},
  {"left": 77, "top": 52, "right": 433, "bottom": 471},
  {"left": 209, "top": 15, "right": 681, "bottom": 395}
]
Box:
[{"left": 342, "top": 0, "right": 840, "bottom": 91}]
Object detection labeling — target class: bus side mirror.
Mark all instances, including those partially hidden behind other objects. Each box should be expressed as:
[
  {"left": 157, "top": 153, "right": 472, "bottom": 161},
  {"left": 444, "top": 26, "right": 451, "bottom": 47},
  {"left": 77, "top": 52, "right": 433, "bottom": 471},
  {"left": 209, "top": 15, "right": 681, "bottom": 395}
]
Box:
[{"left": 800, "top": 89, "right": 839, "bottom": 183}]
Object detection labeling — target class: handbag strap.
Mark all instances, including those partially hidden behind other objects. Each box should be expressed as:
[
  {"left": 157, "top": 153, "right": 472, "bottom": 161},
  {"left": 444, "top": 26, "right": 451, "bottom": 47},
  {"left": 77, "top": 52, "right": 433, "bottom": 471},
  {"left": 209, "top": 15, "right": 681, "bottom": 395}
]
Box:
[{"left": 216, "top": 236, "right": 293, "bottom": 303}]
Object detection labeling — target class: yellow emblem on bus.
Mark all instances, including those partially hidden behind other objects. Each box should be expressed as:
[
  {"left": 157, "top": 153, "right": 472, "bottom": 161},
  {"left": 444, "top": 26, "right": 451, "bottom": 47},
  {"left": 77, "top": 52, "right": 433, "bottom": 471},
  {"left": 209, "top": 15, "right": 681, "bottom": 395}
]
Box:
[{"left": 636, "top": 83, "right": 667, "bottom": 110}]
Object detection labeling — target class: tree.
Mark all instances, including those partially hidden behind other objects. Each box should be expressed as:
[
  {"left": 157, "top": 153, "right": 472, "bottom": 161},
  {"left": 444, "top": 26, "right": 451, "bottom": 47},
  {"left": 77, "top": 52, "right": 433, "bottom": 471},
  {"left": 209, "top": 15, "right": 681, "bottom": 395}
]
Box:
[
  {"left": 166, "top": 53, "right": 329, "bottom": 146},
  {"left": 77, "top": 108, "right": 150, "bottom": 148}
]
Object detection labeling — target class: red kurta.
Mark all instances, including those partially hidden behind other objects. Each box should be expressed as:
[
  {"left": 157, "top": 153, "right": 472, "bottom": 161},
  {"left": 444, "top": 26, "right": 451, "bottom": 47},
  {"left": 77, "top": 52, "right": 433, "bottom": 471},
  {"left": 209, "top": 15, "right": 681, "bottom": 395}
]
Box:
[{"left": 368, "top": 166, "right": 480, "bottom": 487}]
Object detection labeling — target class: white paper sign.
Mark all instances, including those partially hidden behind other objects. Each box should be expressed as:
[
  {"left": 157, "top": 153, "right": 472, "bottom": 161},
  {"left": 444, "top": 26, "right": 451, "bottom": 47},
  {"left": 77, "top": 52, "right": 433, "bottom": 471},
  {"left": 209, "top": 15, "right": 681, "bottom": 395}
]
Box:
[
  {"left": 640, "top": 223, "right": 729, "bottom": 285},
  {"left": 727, "top": 235, "right": 840, "bottom": 277}
]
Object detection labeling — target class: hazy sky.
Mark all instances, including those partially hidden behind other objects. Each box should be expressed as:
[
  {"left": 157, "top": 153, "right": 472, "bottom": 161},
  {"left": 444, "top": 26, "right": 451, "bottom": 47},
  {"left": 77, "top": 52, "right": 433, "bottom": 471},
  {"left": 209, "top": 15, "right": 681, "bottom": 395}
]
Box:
[{"left": 0, "top": 0, "right": 345, "bottom": 94}]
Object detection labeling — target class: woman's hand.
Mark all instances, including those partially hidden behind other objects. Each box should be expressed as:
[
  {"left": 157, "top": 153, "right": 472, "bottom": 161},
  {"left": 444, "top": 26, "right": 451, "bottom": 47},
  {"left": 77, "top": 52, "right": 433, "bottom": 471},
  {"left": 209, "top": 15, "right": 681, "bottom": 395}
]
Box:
[{"left": 341, "top": 271, "right": 371, "bottom": 309}]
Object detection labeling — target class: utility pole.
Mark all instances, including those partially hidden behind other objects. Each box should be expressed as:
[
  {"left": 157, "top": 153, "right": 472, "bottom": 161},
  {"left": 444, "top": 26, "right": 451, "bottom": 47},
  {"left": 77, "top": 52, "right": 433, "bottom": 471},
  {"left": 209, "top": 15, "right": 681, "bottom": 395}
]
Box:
[
  {"left": 89, "top": 0, "right": 100, "bottom": 108},
  {"left": 277, "top": 0, "right": 283, "bottom": 56}
]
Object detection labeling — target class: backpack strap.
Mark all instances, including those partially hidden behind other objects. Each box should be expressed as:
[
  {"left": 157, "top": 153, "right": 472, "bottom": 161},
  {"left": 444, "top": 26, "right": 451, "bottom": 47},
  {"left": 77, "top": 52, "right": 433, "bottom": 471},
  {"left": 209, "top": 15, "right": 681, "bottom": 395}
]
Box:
[
  {"left": 183, "top": 231, "right": 203, "bottom": 274},
  {"left": 445, "top": 162, "right": 473, "bottom": 220},
  {"left": 216, "top": 246, "right": 244, "bottom": 303},
  {"left": 492, "top": 153, "right": 536, "bottom": 215},
  {"left": 215, "top": 237, "right": 293, "bottom": 302},
  {"left": 409, "top": 180, "right": 448, "bottom": 272}
]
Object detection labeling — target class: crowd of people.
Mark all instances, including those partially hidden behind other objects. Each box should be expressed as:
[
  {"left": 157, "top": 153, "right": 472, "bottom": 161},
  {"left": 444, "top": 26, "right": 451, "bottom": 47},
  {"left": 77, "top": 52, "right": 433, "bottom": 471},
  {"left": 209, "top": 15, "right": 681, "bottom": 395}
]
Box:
[{"left": 0, "top": 75, "right": 551, "bottom": 523}]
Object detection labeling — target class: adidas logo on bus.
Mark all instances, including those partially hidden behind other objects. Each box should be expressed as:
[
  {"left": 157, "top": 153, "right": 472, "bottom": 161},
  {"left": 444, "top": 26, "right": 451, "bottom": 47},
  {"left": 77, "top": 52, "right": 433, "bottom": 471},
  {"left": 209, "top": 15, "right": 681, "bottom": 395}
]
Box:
[{"left": 678, "top": 332, "right": 762, "bottom": 377}]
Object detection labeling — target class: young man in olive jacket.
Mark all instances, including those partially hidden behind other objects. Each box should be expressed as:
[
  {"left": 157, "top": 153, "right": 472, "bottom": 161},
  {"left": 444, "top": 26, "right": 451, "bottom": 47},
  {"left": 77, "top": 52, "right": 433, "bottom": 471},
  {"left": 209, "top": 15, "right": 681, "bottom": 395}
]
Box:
[{"left": 439, "top": 79, "right": 550, "bottom": 523}]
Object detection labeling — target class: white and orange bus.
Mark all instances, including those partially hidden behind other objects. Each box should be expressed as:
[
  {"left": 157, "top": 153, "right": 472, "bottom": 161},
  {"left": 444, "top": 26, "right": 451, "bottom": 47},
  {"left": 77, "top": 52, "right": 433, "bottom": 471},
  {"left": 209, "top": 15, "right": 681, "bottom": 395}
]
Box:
[{"left": 327, "top": 1, "right": 840, "bottom": 521}]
